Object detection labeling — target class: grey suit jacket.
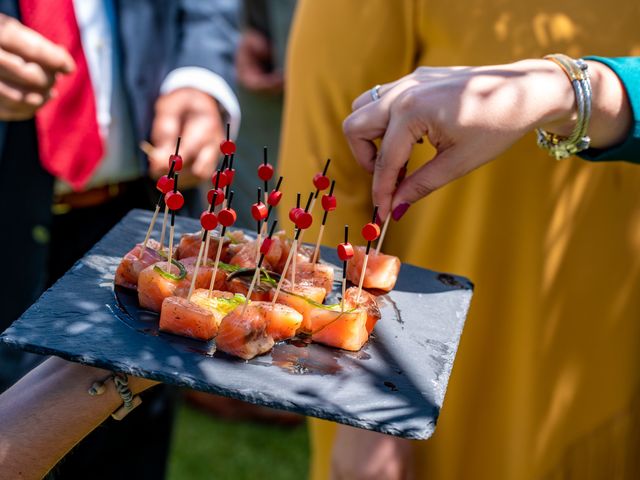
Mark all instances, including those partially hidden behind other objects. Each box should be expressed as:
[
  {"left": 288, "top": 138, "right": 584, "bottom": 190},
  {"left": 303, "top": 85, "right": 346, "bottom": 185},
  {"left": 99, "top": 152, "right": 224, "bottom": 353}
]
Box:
[{"left": 0, "top": 0, "right": 239, "bottom": 151}]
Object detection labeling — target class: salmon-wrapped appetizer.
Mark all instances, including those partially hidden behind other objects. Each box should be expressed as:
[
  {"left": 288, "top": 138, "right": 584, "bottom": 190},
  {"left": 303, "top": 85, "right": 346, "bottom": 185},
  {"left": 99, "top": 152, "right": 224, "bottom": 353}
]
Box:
[
  {"left": 216, "top": 301, "right": 302, "bottom": 359},
  {"left": 159, "top": 290, "right": 245, "bottom": 341},
  {"left": 137, "top": 261, "right": 186, "bottom": 312},
  {"left": 272, "top": 282, "right": 328, "bottom": 334},
  {"left": 225, "top": 269, "right": 277, "bottom": 301},
  {"left": 285, "top": 262, "right": 335, "bottom": 295},
  {"left": 115, "top": 240, "right": 163, "bottom": 290},
  {"left": 309, "top": 287, "right": 381, "bottom": 351},
  {"left": 254, "top": 301, "right": 303, "bottom": 342},
  {"left": 175, "top": 232, "right": 229, "bottom": 261},
  {"left": 346, "top": 246, "right": 400, "bottom": 292},
  {"left": 216, "top": 303, "right": 274, "bottom": 360}
]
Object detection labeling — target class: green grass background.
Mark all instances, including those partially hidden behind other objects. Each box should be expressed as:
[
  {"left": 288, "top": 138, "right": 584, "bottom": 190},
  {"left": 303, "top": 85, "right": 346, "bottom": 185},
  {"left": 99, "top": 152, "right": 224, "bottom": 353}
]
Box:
[{"left": 168, "top": 403, "right": 310, "bottom": 480}]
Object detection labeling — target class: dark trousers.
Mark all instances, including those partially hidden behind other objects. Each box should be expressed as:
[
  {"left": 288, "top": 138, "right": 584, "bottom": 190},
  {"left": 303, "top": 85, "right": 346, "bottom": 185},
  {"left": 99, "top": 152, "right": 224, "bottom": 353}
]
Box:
[{"left": 0, "top": 120, "right": 177, "bottom": 480}]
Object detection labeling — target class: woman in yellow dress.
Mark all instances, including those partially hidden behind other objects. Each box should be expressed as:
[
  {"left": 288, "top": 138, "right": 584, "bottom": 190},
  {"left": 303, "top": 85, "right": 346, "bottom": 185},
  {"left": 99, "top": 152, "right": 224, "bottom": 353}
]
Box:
[{"left": 277, "top": 1, "right": 640, "bottom": 479}]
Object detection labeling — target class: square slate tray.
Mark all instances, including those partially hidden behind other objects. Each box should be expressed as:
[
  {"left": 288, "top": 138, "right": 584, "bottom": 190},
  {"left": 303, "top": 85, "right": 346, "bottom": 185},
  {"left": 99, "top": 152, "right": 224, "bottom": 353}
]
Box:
[{"left": 0, "top": 209, "right": 473, "bottom": 439}]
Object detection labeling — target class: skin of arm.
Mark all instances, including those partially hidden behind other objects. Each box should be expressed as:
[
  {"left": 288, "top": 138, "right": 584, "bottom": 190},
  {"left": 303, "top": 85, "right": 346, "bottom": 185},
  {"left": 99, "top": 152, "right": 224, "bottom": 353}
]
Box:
[
  {"left": 0, "top": 357, "right": 156, "bottom": 479},
  {"left": 343, "top": 59, "right": 632, "bottom": 220}
]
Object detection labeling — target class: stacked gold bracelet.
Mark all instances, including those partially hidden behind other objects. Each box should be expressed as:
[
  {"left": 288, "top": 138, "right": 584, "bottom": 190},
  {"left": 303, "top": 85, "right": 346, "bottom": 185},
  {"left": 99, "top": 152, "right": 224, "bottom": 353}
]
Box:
[{"left": 536, "top": 53, "right": 592, "bottom": 160}]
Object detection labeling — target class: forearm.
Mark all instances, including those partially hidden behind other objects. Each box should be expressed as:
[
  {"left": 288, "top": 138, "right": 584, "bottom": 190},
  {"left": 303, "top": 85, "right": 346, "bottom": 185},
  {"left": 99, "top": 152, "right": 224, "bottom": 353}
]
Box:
[{"left": 0, "top": 357, "right": 150, "bottom": 479}]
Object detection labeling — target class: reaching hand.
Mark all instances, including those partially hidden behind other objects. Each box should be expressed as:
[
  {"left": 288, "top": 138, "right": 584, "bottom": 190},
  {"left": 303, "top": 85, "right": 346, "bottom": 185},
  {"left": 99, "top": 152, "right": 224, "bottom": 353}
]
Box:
[
  {"left": 150, "top": 87, "right": 225, "bottom": 188},
  {"left": 330, "top": 425, "right": 414, "bottom": 480},
  {"left": 343, "top": 59, "right": 631, "bottom": 221},
  {"left": 0, "top": 14, "right": 75, "bottom": 120}
]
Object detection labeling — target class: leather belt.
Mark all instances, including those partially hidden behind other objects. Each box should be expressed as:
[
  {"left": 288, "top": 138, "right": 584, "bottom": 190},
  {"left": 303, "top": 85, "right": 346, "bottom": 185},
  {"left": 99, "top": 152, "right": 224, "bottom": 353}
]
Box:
[{"left": 53, "top": 181, "right": 134, "bottom": 214}]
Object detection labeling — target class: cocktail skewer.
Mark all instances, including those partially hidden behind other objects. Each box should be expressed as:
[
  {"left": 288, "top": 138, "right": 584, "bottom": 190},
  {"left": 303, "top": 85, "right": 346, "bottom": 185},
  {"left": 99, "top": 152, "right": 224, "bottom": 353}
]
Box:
[
  {"left": 164, "top": 174, "right": 185, "bottom": 275},
  {"left": 308, "top": 158, "right": 331, "bottom": 215},
  {"left": 259, "top": 176, "right": 283, "bottom": 238},
  {"left": 337, "top": 225, "right": 354, "bottom": 312},
  {"left": 258, "top": 146, "right": 274, "bottom": 204},
  {"left": 242, "top": 220, "right": 278, "bottom": 314},
  {"left": 159, "top": 139, "right": 184, "bottom": 251},
  {"left": 272, "top": 193, "right": 313, "bottom": 303},
  {"left": 356, "top": 207, "right": 381, "bottom": 302},
  {"left": 375, "top": 161, "right": 409, "bottom": 254},
  {"left": 311, "top": 180, "right": 337, "bottom": 263},
  {"left": 208, "top": 190, "right": 237, "bottom": 297},
  {"left": 251, "top": 187, "right": 268, "bottom": 263},
  {"left": 187, "top": 194, "right": 219, "bottom": 299},
  {"left": 139, "top": 137, "right": 181, "bottom": 258}
]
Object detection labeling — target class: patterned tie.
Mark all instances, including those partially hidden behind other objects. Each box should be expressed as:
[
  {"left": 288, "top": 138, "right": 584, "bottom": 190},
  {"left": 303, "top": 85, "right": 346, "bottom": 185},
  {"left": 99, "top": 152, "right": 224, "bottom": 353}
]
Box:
[{"left": 19, "top": 0, "right": 104, "bottom": 191}]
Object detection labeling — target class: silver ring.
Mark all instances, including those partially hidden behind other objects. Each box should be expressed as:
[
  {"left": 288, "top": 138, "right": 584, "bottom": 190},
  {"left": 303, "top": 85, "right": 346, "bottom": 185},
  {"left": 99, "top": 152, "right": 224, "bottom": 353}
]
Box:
[{"left": 370, "top": 84, "right": 381, "bottom": 102}]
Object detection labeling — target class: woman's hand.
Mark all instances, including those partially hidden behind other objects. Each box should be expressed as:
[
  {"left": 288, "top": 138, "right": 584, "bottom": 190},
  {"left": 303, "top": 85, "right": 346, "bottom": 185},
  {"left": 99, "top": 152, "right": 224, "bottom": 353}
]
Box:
[{"left": 343, "top": 59, "right": 631, "bottom": 221}]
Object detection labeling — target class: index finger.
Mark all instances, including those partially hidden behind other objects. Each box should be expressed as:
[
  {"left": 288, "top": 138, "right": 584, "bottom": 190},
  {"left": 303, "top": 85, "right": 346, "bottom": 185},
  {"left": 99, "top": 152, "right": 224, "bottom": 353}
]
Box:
[{"left": 0, "top": 17, "right": 75, "bottom": 74}]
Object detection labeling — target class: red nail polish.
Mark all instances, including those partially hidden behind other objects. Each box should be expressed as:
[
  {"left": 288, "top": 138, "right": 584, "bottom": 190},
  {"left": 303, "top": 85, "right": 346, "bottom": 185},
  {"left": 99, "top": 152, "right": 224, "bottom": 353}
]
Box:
[{"left": 392, "top": 202, "right": 410, "bottom": 221}]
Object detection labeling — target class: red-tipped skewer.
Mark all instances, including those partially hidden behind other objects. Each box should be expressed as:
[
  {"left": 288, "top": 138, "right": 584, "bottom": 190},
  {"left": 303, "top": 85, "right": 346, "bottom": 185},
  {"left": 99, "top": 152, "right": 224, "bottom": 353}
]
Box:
[
  {"left": 208, "top": 190, "right": 237, "bottom": 297},
  {"left": 308, "top": 158, "right": 331, "bottom": 215},
  {"left": 252, "top": 187, "right": 269, "bottom": 262},
  {"left": 272, "top": 192, "right": 314, "bottom": 303},
  {"left": 311, "top": 180, "right": 337, "bottom": 263},
  {"left": 376, "top": 160, "right": 409, "bottom": 254},
  {"left": 159, "top": 138, "right": 184, "bottom": 251},
  {"left": 164, "top": 174, "right": 185, "bottom": 275},
  {"left": 139, "top": 137, "right": 181, "bottom": 258},
  {"left": 242, "top": 220, "right": 278, "bottom": 314},
  {"left": 337, "top": 225, "right": 354, "bottom": 312},
  {"left": 357, "top": 206, "right": 380, "bottom": 302},
  {"left": 258, "top": 146, "right": 274, "bottom": 204},
  {"left": 187, "top": 193, "right": 219, "bottom": 299}
]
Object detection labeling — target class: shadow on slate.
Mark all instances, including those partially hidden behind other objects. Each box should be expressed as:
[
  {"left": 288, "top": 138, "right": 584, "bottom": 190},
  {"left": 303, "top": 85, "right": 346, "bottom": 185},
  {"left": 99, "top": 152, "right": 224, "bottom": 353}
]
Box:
[{"left": 0, "top": 209, "right": 473, "bottom": 439}]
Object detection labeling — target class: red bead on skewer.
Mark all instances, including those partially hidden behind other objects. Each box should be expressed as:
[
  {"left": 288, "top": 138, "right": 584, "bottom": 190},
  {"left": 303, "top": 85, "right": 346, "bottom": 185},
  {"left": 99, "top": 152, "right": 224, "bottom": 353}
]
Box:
[
  {"left": 313, "top": 172, "right": 330, "bottom": 191},
  {"left": 258, "top": 163, "right": 274, "bottom": 182},
  {"left": 295, "top": 211, "right": 313, "bottom": 230},
  {"left": 251, "top": 202, "right": 268, "bottom": 222},
  {"left": 212, "top": 170, "right": 229, "bottom": 189},
  {"left": 207, "top": 188, "right": 225, "bottom": 206},
  {"left": 225, "top": 154, "right": 236, "bottom": 185},
  {"left": 337, "top": 242, "right": 354, "bottom": 261},
  {"left": 165, "top": 190, "right": 184, "bottom": 211},
  {"left": 200, "top": 211, "right": 218, "bottom": 231},
  {"left": 168, "top": 154, "right": 183, "bottom": 172},
  {"left": 361, "top": 222, "right": 381, "bottom": 242},
  {"left": 156, "top": 175, "right": 174, "bottom": 194},
  {"left": 260, "top": 237, "right": 273, "bottom": 256},
  {"left": 321, "top": 194, "right": 337, "bottom": 211},
  {"left": 220, "top": 123, "right": 236, "bottom": 155}
]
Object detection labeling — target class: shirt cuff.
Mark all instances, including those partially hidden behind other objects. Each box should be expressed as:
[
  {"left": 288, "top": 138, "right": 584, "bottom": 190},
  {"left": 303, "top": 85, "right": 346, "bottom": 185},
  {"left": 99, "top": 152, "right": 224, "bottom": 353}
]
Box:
[{"left": 160, "top": 67, "right": 241, "bottom": 139}]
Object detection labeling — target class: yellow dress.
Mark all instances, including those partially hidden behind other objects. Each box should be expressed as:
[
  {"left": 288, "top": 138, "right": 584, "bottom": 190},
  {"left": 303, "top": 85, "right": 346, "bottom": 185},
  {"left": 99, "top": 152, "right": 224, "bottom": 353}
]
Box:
[{"left": 277, "top": 1, "right": 640, "bottom": 479}]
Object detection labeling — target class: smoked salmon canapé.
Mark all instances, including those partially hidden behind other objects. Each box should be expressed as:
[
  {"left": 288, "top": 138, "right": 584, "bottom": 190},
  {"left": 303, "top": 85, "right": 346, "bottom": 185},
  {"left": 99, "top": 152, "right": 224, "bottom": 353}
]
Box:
[
  {"left": 137, "top": 260, "right": 187, "bottom": 313},
  {"left": 159, "top": 290, "right": 245, "bottom": 341},
  {"left": 285, "top": 262, "right": 335, "bottom": 295},
  {"left": 309, "top": 287, "right": 381, "bottom": 351},
  {"left": 178, "top": 257, "right": 240, "bottom": 293},
  {"left": 115, "top": 240, "right": 163, "bottom": 290},
  {"left": 175, "top": 232, "right": 229, "bottom": 261},
  {"left": 225, "top": 269, "right": 279, "bottom": 301},
  {"left": 216, "top": 301, "right": 303, "bottom": 359},
  {"left": 346, "top": 246, "right": 400, "bottom": 292},
  {"left": 271, "top": 282, "right": 329, "bottom": 334},
  {"left": 228, "top": 237, "right": 283, "bottom": 271}
]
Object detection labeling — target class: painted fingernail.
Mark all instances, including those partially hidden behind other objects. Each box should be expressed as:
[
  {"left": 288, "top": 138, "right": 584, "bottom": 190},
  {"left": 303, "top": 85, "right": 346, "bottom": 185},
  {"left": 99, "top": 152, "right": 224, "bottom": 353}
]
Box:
[{"left": 391, "top": 202, "right": 410, "bottom": 221}]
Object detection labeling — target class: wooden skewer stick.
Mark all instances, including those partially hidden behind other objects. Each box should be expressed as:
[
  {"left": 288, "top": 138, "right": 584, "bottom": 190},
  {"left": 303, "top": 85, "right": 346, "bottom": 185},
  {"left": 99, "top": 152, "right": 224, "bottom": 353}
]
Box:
[
  {"left": 311, "top": 180, "right": 336, "bottom": 263},
  {"left": 292, "top": 192, "right": 313, "bottom": 287},
  {"left": 374, "top": 161, "right": 409, "bottom": 255},
  {"left": 375, "top": 213, "right": 391, "bottom": 255},
  {"left": 138, "top": 204, "right": 161, "bottom": 259},
  {"left": 243, "top": 221, "right": 278, "bottom": 314},
  {"left": 187, "top": 230, "right": 208, "bottom": 299},
  {"left": 158, "top": 138, "right": 182, "bottom": 251},
  {"left": 254, "top": 188, "right": 263, "bottom": 264},
  {"left": 356, "top": 206, "right": 378, "bottom": 303},
  {"left": 165, "top": 174, "right": 181, "bottom": 275},
  {"left": 341, "top": 225, "right": 349, "bottom": 312},
  {"left": 271, "top": 232, "right": 299, "bottom": 304},
  {"left": 209, "top": 190, "right": 234, "bottom": 297}
]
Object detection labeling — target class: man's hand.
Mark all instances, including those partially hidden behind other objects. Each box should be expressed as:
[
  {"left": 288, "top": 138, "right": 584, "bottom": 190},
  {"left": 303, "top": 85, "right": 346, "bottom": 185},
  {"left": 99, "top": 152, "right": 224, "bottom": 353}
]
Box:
[
  {"left": 236, "top": 28, "right": 284, "bottom": 94},
  {"left": 150, "top": 87, "right": 225, "bottom": 188},
  {"left": 330, "top": 426, "right": 414, "bottom": 480},
  {"left": 0, "top": 14, "right": 75, "bottom": 120}
]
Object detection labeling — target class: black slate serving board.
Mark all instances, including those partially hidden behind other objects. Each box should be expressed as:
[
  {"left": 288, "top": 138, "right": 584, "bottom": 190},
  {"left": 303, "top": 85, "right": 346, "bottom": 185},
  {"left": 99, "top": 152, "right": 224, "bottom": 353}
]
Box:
[{"left": 0, "top": 209, "right": 473, "bottom": 439}]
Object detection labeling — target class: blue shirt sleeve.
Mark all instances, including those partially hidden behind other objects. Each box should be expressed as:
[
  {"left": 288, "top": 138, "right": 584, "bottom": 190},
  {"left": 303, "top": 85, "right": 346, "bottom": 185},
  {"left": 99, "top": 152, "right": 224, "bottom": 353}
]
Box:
[{"left": 579, "top": 56, "right": 640, "bottom": 163}]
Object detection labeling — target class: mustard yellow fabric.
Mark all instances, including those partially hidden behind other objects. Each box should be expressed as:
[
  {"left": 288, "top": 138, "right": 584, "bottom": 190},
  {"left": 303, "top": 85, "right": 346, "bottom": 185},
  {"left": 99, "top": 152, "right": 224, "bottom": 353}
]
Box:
[{"left": 278, "top": 1, "right": 640, "bottom": 479}]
